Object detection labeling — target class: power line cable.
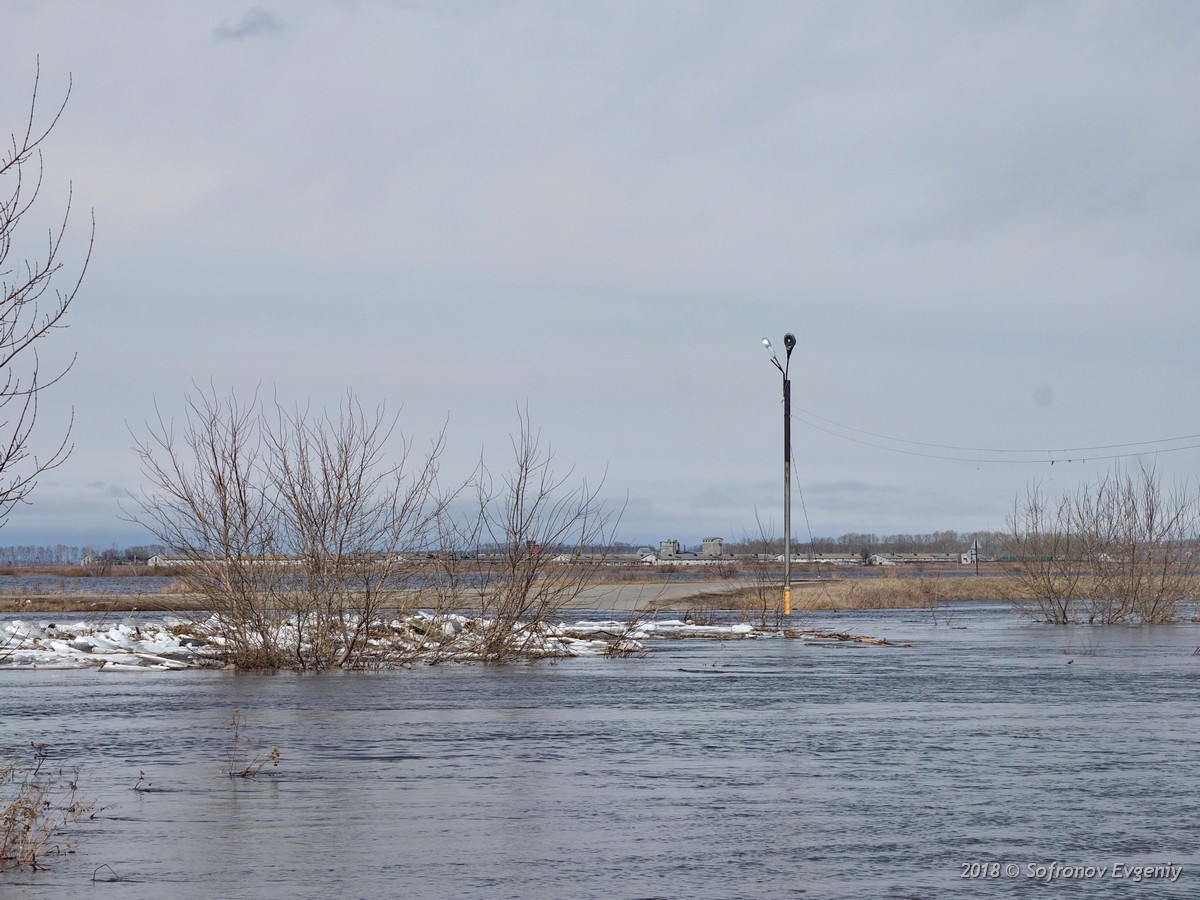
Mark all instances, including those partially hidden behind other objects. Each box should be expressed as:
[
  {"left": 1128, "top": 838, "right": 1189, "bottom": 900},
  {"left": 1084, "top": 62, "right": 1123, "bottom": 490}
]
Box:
[
  {"left": 790, "top": 409, "right": 1200, "bottom": 465},
  {"left": 793, "top": 405, "right": 1200, "bottom": 455}
]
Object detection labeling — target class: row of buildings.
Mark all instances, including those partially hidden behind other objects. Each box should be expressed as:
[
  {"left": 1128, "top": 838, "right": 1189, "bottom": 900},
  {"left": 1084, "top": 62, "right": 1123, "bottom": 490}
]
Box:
[
  {"left": 648, "top": 538, "right": 726, "bottom": 560},
  {"left": 640, "top": 538, "right": 980, "bottom": 566}
]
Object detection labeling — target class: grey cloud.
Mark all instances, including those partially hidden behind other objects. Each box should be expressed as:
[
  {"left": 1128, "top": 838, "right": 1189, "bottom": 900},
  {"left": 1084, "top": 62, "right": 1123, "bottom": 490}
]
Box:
[
  {"left": 87, "top": 480, "right": 125, "bottom": 498},
  {"left": 214, "top": 8, "right": 284, "bottom": 41},
  {"left": 6, "top": 2, "right": 1200, "bottom": 548}
]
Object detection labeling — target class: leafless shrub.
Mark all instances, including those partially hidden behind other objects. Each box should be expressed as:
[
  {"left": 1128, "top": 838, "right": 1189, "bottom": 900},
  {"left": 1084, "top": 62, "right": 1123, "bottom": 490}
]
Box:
[
  {"left": 598, "top": 609, "right": 653, "bottom": 658},
  {"left": 1078, "top": 465, "right": 1200, "bottom": 624},
  {"left": 80, "top": 556, "right": 110, "bottom": 577},
  {"left": 681, "top": 596, "right": 723, "bottom": 626},
  {"left": 129, "top": 392, "right": 623, "bottom": 665},
  {"left": 1002, "top": 483, "right": 1090, "bottom": 623},
  {"left": 737, "top": 514, "right": 785, "bottom": 628},
  {"left": 1004, "top": 463, "right": 1200, "bottom": 624},
  {"left": 443, "top": 406, "right": 619, "bottom": 662},
  {"left": 129, "top": 387, "right": 283, "bottom": 665},
  {"left": 127, "top": 386, "right": 447, "bottom": 669},
  {"left": 1, "top": 742, "right": 96, "bottom": 871},
  {"left": 226, "top": 710, "right": 280, "bottom": 779},
  {"left": 713, "top": 561, "right": 739, "bottom": 578},
  {"left": 264, "top": 392, "right": 447, "bottom": 668}
]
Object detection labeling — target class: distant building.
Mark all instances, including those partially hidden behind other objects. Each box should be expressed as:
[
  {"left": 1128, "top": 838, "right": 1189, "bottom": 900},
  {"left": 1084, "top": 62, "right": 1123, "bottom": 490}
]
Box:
[
  {"left": 700, "top": 537, "right": 724, "bottom": 558},
  {"left": 659, "top": 540, "right": 681, "bottom": 559}
]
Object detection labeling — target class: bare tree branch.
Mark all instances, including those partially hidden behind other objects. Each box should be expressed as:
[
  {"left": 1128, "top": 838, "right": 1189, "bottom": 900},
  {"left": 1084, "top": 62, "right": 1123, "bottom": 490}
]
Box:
[{"left": 0, "top": 59, "right": 89, "bottom": 526}]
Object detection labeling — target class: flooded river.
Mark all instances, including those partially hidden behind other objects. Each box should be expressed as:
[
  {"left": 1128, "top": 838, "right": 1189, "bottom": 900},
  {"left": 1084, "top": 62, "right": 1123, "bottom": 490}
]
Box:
[{"left": 3, "top": 603, "right": 1198, "bottom": 898}]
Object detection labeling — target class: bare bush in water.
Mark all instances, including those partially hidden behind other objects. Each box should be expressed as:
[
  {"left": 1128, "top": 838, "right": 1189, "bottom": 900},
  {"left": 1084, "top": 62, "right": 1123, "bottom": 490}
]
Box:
[
  {"left": 1003, "top": 463, "right": 1200, "bottom": 624},
  {"left": 1, "top": 742, "right": 96, "bottom": 870},
  {"left": 446, "top": 406, "right": 619, "bottom": 662},
  {"left": 130, "top": 388, "right": 283, "bottom": 665},
  {"left": 737, "top": 512, "right": 785, "bottom": 628},
  {"left": 264, "top": 393, "right": 447, "bottom": 668},
  {"left": 128, "top": 385, "right": 447, "bottom": 668},
  {"left": 129, "top": 391, "right": 622, "bottom": 665},
  {"left": 226, "top": 710, "right": 280, "bottom": 779},
  {"left": 1002, "top": 485, "right": 1087, "bottom": 623}
]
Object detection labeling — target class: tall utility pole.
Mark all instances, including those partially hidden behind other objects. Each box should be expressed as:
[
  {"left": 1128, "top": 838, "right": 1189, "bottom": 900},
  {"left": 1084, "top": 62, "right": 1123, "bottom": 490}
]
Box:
[{"left": 763, "top": 333, "right": 796, "bottom": 616}]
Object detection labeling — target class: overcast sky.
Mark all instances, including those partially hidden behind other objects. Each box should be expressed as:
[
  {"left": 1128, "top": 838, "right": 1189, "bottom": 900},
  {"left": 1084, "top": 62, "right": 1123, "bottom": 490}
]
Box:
[{"left": 3, "top": 1, "right": 1199, "bottom": 550}]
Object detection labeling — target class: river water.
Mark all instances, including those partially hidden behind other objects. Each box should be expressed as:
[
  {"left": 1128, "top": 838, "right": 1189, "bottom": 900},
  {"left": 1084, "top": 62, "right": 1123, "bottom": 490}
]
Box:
[{"left": 3, "top": 603, "right": 1198, "bottom": 899}]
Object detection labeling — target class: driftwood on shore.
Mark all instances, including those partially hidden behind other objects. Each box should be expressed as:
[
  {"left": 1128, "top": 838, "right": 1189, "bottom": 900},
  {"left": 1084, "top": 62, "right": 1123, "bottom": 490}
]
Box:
[{"left": 791, "top": 628, "right": 914, "bottom": 647}]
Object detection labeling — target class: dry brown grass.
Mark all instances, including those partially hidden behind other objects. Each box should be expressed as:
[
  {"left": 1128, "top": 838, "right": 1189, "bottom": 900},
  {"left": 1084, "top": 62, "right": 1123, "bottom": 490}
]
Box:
[
  {"left": 0, "top": 594, "right": 210, "bottom": 614},
  {"left": 0, "top": 566, "right": 81, "bottom": 577},
  {"left": 707, "top": 574, "right": 1024, "bottom": 612},
  {"left": 2, "top": 743, "right": 97, "bottom": 871}
]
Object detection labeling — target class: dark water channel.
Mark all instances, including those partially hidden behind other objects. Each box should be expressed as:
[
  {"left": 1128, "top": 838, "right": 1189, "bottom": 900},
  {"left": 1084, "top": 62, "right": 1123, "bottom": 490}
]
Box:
[{"left": 3, "top": 603, "right": 1199, "bottom": 899}]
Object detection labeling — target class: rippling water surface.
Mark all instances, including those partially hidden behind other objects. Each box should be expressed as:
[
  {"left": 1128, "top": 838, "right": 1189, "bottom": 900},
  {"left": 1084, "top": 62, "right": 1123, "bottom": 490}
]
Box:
[
  {"left": 3, "top": 603, "right": 1199, "bottom": 899},
  {"left": 0, "top": 574, "right": 178, "bottom": 596}
]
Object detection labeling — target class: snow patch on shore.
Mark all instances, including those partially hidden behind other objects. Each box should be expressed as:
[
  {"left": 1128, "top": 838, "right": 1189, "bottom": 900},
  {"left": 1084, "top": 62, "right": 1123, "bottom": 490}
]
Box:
[{"left": 0, "top": 614, "right": 902, "bottom": 669}]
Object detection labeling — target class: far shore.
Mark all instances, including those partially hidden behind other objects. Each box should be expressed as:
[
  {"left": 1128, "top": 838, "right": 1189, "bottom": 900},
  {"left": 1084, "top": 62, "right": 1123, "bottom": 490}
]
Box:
[{"left": 0, "top": 572, "right": 1026, "bottom": 615}]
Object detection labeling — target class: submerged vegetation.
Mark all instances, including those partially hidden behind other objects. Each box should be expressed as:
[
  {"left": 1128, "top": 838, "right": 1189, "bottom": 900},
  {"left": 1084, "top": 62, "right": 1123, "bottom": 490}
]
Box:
[
  {"left": 1, "top": 743, "right": 95, "bottom": 871},
  {"left": 226, "top": 710, "right": 280, "bottom": 779}
]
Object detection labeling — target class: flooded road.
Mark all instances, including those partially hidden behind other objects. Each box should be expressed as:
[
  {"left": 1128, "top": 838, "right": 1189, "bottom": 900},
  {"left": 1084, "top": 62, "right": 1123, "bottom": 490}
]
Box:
[{"left": 3, "top": 603, "right": 1198, "bottom": 898}]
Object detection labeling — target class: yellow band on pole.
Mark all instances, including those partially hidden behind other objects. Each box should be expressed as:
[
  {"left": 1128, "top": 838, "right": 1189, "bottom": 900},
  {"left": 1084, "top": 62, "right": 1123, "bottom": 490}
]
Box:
[{"left": 783, "top": 585, "right": 791, "bottom": 617}]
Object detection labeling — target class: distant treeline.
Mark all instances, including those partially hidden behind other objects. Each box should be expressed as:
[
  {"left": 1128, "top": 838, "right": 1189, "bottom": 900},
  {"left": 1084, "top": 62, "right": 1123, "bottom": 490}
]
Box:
[
  {"left": 591, "top": 530, "right": 1011, "bottom": 557},
  {"left": 785, "top": 530, "right": 1008, "bottom": 556},
  {"left": 0, "top": 545, "right": 168, "bottom": 566}
]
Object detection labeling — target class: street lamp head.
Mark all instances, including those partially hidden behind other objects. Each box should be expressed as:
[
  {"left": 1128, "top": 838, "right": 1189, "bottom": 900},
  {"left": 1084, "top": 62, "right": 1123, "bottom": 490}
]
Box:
[
  {"left": 763, "top": 337, "right": 785, "bottom": 375},
  {"left": 784, "top": 333, "right": 796, "bottom": 355}
]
